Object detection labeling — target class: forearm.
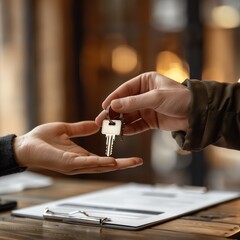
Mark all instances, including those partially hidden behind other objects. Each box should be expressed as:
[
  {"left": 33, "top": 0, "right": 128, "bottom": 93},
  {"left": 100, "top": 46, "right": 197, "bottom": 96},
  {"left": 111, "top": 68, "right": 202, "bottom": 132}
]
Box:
[
  {"left": 0, "top": 134, "right": 26, "bottom": 176},
  {"left": 173, "top": 79, "right": 240, "bottom": 151}
]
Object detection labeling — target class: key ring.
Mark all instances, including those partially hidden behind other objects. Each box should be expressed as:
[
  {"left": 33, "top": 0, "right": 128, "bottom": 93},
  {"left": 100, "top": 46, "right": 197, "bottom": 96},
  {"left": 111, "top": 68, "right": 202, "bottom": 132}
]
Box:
[
  {"left": 106, "top": 106, "right": 123, "bottom": 123},
  {"left": 105, "top": 105, "right": 124, "bottom": 138}
]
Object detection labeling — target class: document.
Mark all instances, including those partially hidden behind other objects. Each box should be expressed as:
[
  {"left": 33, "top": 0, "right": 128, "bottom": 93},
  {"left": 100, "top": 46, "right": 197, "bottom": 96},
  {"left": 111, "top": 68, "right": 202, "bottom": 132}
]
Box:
[{"left": 12, "top": 183, "right": 239, "bottom": 230}]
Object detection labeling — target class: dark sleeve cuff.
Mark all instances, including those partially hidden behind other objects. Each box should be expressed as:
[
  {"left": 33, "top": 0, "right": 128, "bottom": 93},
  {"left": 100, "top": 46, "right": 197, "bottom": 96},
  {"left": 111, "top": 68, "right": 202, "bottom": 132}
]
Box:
[
  {"left": 172, "top": 79, "right": 240, "bottom": 151},
  {"left": 172, "top": 79, "right": 209, "bottom": 151},
  {"left": 0, "top": 134, "right": 27, "bottom": 176}
]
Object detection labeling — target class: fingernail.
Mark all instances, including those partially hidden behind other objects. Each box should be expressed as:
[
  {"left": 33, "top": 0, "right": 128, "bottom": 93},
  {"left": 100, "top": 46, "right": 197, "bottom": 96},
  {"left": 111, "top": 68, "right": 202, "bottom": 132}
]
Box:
[{"left": 135, "top": 159, "right": 143, "bottom": 165}]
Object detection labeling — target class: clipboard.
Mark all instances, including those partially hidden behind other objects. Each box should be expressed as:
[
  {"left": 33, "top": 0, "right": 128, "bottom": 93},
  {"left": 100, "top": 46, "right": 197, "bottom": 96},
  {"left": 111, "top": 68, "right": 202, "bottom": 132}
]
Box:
[{"left": 12, "top": 183, "right": 240, "bottom": 230}]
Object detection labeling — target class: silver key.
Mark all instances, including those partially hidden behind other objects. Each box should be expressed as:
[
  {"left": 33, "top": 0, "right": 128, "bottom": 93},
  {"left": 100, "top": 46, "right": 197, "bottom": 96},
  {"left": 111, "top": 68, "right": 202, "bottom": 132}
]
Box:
[{"left": 101, "top": 119, "right": 122, "bottom": 156}]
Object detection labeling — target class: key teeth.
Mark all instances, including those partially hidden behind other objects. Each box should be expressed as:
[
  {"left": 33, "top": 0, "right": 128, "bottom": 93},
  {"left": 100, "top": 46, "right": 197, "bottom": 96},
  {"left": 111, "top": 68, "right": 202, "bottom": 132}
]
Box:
[
  {"left": 105, "top": 144, "right": 113, "bottom": 156},
  {"left": 110, "top": 145, "right": 113, "bottom": 156}
]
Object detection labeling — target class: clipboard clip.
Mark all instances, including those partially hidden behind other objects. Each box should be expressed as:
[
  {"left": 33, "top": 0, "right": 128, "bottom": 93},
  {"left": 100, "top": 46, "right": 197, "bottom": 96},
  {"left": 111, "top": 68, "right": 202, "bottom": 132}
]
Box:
[{"left": 43, "top": 207, "right": 111, "bottom": 225}]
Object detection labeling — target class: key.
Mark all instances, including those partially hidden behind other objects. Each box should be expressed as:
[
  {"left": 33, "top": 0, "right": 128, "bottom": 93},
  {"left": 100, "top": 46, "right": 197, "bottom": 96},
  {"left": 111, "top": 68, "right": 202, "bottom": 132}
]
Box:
[{"left": 101, "top": 119, "right": 122, "bottom": 156}]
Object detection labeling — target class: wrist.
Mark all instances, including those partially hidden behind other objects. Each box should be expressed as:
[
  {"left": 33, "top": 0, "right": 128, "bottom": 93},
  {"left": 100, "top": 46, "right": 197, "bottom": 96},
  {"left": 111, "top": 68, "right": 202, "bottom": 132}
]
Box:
[{"left": 13, "top": 135, "right": 27, "bottom": 167}]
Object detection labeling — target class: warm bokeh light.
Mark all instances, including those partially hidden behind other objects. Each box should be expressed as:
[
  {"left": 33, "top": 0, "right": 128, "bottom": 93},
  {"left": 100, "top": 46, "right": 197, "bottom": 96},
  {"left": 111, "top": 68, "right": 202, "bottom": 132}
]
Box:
[
  {"left": 212, "top": 5, "right": 240, "bottom": 29},
  {"left": 111, "top": 44, "right": 139, "bottom": 74},
  {"left": 156, "top": 51, "right": 189, "bottom": 83}
]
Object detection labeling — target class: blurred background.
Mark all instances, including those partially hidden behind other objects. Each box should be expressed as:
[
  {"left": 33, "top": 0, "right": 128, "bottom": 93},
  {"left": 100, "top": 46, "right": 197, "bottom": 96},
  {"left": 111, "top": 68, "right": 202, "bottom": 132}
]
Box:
[{"left": 0, "top": 0, "right": 240, "bottom": 189}]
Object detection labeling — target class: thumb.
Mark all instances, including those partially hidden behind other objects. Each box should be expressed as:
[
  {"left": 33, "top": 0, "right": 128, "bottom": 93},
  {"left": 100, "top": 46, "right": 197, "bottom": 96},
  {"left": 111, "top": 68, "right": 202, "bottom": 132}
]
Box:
[
  {"left": 66, "top": 121, "right": 100, "bottom": 138},
  {"left": 111, "top": 90, "right": 161, "bottom": 113}
]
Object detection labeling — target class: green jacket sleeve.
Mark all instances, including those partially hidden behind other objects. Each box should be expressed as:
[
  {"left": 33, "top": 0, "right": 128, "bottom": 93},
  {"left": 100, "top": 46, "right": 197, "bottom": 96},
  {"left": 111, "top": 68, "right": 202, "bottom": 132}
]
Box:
[{"left": 173, "top": 79, "right": 240, "bottom": 151}]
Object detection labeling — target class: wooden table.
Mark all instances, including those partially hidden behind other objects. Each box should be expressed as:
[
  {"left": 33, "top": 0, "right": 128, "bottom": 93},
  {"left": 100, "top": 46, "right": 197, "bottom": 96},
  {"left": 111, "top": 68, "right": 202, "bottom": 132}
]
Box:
[{"left": 0, "top": 177, "right": 240, "bottom": 240}]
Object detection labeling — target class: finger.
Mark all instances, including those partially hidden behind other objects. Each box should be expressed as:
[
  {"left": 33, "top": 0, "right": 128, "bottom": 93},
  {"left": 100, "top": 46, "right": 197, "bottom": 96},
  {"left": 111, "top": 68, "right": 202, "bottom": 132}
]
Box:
[
  {"left": 68, "top": 156, "right": 118, "bottom": 169},
  {"left": 65, "top": 121, "right": 100, "bottom": 138},
  {"left": 40, "top": 153, "right": 118, "bottom": 172},
  {"left": 122, "top": 111, "right": 142, "bottom": 125},
  {"left": 123, "top": 118, "right": 150, "bottom": 135},
  {"left": 96, "top": 108, "right": 142, "bottom": 126},
  {"left": 102, "top": 72, "right": 182, "bottom": 111},
  {"left": 124, "top": 114, "right": 188, "bottom": 132},
  {"left": 65, "top": 157, "right": 143, "bottom": 175},
  {"left": 115, "top": 157, "right": 143, "bottom": 168},
  {"left": 95, "top": 110, "right": 107, "bottom": 126},
  {"left": 110, "top": 90, "right": 161, "bottom": 113},
  {"left": 102, "top": 72, "right": 154, "bottom": 109}
]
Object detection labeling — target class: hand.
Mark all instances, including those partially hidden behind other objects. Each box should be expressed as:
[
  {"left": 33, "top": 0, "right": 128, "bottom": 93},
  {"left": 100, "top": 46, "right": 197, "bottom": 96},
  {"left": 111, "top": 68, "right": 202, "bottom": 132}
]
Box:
[
  {"left": 13, "top": 121, "right": 143, "bottom": 174},
  {"left": 96, "top": 72, "right": 190, "bottom": 134}
]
